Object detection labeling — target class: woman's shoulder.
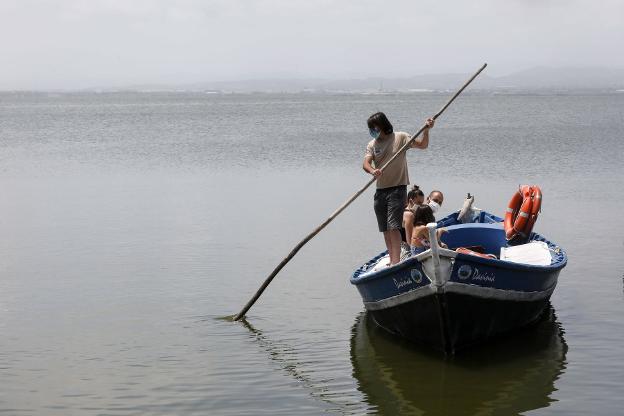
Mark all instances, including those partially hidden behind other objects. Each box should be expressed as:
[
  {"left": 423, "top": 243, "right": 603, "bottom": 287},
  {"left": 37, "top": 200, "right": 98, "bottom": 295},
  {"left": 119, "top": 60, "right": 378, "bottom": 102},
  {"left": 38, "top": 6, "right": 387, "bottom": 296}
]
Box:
[{"left": 391, "top": 131, "right": 411, "bottom": 146}]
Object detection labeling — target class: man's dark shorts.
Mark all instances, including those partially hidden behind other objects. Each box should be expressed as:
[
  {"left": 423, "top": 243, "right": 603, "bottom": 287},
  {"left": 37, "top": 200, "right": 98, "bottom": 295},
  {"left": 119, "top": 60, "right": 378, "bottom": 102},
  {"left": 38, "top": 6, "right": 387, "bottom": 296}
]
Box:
[{"left": 373, "top": 185, "right": 407, "bottom": 232}]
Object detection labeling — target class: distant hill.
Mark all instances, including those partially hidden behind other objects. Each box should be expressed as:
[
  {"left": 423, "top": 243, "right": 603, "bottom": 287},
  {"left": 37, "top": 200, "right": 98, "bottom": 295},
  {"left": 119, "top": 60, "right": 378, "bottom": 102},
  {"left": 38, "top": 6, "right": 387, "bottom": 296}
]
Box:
[
  {"left": 111, "top": 67, "right": 624, "bottom": 93},
  {"left": 493, "top": 67, "right": 624, "bottom": 89}
]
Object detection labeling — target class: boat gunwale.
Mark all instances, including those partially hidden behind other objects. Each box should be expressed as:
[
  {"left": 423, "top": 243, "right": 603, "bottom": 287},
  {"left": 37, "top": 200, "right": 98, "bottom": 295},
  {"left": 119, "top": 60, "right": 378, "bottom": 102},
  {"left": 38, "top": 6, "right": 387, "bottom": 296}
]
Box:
[{"left": 351, "top": 226, "right": 567, "bottom": 285}]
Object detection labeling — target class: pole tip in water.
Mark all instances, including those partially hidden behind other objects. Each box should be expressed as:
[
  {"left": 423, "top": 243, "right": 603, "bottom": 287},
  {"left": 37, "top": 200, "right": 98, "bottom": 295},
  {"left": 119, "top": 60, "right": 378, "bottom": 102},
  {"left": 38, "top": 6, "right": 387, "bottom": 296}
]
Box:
[{"left": 216, "top": 314, "right": 237, "bottom": 322}]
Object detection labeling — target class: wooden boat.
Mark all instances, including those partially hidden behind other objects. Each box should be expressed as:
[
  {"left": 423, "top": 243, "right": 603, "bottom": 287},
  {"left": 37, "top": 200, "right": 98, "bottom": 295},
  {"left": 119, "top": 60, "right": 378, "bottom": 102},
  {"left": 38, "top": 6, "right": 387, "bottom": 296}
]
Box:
[{"left": 350, "top": 199, "right": 567, "bottom": 354}]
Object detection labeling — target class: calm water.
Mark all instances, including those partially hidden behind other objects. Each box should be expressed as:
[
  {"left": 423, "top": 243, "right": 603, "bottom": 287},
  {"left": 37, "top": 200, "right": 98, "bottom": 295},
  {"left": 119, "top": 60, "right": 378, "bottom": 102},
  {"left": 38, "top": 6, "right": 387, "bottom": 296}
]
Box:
[{"left": 1, "top": 91, "right": 623, "bottom": 415}]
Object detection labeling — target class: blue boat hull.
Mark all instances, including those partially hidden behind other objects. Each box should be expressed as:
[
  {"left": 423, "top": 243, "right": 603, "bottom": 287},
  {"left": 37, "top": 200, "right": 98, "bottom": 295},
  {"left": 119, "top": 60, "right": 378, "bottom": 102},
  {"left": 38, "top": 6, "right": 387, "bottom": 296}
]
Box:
[
  {"left": 369, "top": 290, "right": 554, "bottom": 353},
  {"left": 350, "top": 211, "right": 567, "bottom": 354}
]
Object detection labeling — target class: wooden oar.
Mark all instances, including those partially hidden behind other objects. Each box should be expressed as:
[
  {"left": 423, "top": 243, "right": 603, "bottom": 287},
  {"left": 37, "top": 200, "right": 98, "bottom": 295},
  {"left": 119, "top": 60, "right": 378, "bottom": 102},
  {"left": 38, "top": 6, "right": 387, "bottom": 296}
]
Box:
[{"left": 233, "top": 63, "right": 488, "bottom": 321}]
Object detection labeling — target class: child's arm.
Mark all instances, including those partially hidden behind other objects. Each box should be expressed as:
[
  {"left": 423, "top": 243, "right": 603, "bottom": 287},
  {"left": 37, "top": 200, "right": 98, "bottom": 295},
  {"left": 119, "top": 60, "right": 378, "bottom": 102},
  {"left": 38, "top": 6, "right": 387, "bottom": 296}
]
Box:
[{"left": 436, "top": 228, "right": 448, "bottom": 248}]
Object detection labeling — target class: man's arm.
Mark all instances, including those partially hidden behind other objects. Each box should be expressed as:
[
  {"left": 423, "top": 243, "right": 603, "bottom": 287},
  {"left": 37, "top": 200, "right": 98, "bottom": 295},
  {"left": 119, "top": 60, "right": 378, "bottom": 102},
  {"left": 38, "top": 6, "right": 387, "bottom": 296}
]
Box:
[
  {"left": 363, "top": 154, "right": 382, "bottom": 177},
  {"left": 411, "top": 118, "right": 434, "bottom": 149}
]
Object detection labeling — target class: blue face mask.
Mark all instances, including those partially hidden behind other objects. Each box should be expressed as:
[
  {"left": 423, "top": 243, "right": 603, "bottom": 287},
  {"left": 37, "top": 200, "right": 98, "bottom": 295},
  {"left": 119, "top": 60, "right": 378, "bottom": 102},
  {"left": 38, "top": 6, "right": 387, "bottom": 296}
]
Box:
[{"left": 369, "top": 128, "right": 381, "bottom": 139}]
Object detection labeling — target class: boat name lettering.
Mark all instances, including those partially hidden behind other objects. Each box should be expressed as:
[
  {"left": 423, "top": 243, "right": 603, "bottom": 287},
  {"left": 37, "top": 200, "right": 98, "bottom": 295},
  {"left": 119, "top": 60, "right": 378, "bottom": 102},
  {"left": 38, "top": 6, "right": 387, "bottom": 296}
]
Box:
[
  {"left": 393, "top": 277, "right": 413, "bottom": 289},
  {"left": 471, "top": 267, "right": 496, "bottom": 283}
]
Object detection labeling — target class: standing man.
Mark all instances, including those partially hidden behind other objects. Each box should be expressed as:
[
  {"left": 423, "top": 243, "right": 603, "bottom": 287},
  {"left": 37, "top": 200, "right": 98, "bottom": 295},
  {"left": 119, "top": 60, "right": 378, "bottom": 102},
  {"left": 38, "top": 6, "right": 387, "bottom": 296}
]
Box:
[{"left": 363, "top": 112, "right": 434, "bottom": 265}]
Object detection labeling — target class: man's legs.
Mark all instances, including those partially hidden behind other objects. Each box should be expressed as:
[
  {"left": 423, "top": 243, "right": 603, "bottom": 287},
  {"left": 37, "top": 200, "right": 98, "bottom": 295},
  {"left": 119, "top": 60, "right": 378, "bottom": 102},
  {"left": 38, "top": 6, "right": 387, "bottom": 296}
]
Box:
[
  {"left": 383, "top": 229, "right": 402, "bottom": 265},
  {"left": 384, "top": 185, "right": 407, "bottom": 265},
  {"left": 374, "top": 185, "right": 407, "bottom": 266}
]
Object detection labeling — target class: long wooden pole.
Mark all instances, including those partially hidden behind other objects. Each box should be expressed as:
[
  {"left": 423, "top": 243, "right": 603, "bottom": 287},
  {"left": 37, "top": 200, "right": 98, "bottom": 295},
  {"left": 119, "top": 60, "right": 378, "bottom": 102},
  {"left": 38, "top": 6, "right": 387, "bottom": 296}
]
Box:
[{"left": 233, "top": 63, "right": 487, "bottom": 321}]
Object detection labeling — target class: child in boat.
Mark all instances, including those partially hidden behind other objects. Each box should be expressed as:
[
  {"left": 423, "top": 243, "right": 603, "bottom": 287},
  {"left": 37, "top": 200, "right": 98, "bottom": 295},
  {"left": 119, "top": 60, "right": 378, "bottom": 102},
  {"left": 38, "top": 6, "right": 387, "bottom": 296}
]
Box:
[
  {"left": 410, "top": 204, "right": 447, "bottom": 255},
  {"left": 402, "top": 185, "right": 425, "bottom": 245}
]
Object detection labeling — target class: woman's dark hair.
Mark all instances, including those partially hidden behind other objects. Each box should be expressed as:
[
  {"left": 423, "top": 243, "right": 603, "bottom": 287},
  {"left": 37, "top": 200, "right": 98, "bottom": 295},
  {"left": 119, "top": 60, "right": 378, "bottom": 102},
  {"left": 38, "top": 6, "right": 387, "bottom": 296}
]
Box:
[
  {"left": 412, "top": 204, "right": 436, "bottom": 226},
  {"left": 408, "top": 185, "right": 424, "bottom": 201},
  {"left": 367, "top": 112, "right": 393, "bottom": 134}
]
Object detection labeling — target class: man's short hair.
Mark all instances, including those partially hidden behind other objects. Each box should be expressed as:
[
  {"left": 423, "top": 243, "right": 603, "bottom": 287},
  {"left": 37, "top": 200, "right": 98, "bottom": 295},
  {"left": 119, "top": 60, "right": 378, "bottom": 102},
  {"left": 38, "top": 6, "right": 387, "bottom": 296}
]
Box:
[{"left": 367, "top": 112, "right": 393, "bottom": 134}]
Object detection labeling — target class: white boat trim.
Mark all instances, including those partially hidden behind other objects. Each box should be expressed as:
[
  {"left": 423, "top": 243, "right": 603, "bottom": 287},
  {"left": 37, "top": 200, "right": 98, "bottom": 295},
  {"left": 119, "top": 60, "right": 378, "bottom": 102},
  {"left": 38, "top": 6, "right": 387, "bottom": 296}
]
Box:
[
  {"left": 364, "top": 285, "right": 436, "bottom": 311},
  {"left": 363, "top": 281, "right": 556, "bottom": 311},
  {"left": 445, "top": 281, "right": 556, "bottom": 301}
]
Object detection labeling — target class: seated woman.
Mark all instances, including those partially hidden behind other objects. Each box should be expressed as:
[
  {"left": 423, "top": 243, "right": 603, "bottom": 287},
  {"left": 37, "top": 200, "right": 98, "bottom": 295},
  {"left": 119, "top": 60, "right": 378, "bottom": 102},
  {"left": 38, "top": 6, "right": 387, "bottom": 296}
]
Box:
[
  {"left": 402, "top": 185, "right": 425, "bottom": 245},
  {"left": 410, "top": 204, "right": 448, "bottom": 255}
]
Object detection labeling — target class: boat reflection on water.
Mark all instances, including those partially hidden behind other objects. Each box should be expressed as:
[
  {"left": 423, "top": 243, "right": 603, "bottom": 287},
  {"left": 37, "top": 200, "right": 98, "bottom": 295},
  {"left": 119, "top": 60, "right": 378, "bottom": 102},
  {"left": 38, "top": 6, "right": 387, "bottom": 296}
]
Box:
[{"left": 350, "top": 305, "right": 568, "bottom": 415}]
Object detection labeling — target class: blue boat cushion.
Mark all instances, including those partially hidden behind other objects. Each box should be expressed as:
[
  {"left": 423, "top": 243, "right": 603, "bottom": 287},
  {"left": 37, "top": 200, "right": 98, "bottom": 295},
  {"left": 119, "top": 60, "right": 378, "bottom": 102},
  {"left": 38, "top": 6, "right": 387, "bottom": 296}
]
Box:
[
  {"left": 440, "top": 223, "right": 507, "bottom": 256},
  {"left": 436, "top": 211, "right": 503, "bottom": 228}
]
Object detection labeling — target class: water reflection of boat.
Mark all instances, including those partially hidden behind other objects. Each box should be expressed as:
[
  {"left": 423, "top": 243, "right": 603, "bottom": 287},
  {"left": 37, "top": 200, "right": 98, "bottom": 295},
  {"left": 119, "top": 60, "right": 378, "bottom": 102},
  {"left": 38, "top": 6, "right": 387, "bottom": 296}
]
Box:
[{"left": 350, "top": 307, "right": 568, "bottom": 415}]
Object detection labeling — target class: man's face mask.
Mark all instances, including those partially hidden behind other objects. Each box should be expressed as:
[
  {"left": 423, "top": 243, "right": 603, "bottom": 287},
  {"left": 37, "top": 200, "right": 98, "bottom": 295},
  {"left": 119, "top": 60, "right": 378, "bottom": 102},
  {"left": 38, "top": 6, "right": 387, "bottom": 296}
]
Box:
[
  {"left": 369, "top": 128, "right": 381, "bottom": 139},
  {"left": 428, "top": 200, "right": 441, "bottom": 213}
]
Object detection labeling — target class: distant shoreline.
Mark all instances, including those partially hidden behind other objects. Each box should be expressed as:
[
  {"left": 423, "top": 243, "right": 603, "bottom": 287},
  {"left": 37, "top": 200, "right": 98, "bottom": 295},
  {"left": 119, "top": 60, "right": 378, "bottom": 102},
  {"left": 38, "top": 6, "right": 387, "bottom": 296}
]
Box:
[
  {"left": 2, "top": 66, "right": 623, "bottom": 94},
  {"left": 2, "top": 88, "right": 623, "bottom": 96}
]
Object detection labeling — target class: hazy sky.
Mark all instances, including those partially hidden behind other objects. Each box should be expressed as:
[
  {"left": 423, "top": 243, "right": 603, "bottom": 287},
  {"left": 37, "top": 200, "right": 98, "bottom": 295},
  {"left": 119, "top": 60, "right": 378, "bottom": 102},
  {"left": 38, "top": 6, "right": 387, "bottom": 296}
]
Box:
[{"left": 1, "top": 0, "right": 622, "bottom": 90}]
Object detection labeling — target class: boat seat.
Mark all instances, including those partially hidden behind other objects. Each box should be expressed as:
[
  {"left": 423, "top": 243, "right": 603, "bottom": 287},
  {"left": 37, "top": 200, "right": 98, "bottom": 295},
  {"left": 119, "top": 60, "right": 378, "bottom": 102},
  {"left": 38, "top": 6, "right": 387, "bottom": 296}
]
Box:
[{"left": 440, "top": 223, "right": 506, "bottom": 255}]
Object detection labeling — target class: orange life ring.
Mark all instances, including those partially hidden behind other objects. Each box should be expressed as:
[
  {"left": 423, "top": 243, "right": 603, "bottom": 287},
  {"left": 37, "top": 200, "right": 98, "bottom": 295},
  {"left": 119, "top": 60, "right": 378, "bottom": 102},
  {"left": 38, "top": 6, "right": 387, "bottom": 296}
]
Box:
[
  {"left": 523, "top": 186, "right": 542, "bottom": 237},
  {"left": 504, "top": 185, "right": 534, "bottom": 240}
]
